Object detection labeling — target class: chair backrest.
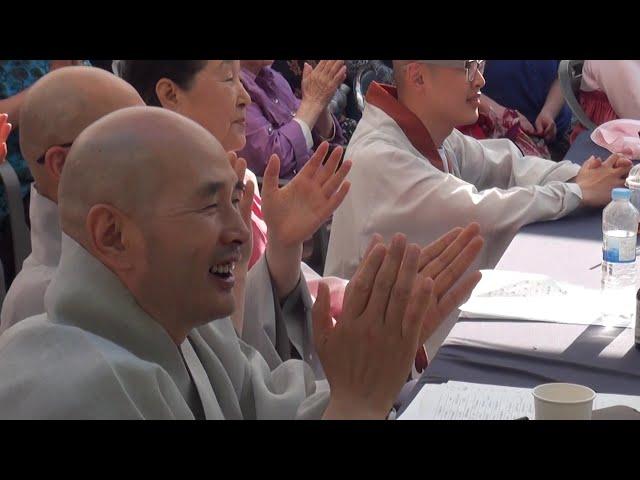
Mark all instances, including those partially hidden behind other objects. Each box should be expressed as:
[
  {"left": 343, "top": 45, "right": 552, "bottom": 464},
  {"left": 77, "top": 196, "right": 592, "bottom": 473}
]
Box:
[
  {"left": 0, "top": 162, "right": 31, "bottom": 276},
  {"left": 558, "top": 60, "right": 597, "bottom": 131},
  {"left": 329, "top": 84, "right": 351, "bottom": 116},
  {"left": 354, "top": 63, "right": 379, "bottom": 112}
]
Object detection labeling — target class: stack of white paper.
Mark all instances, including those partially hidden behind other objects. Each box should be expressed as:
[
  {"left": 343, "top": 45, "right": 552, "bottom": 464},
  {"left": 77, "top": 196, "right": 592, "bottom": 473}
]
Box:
[
  {"left": 458, "top": 270, "right": 635, "bottom": 329},
  {"left": 399, "top": 381, "right": 640, "bottom": 420}
]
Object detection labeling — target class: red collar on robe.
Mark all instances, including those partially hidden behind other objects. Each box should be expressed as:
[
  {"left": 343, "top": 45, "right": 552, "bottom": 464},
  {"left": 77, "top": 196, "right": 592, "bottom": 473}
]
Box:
[{"left": 365, "top": 82, "right": 445, "bottom": 172}]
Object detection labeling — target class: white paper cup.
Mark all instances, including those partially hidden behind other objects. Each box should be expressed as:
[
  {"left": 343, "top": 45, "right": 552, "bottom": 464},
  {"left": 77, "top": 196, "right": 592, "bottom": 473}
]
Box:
[{"left": 533, "top": 383, "right": 596, "bottom": 420}]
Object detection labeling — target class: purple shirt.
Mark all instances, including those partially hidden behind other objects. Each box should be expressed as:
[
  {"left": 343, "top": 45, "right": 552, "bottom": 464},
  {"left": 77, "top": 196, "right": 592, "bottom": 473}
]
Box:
[{"left": 238, "top": 66, "right": 344, "bottom": 180}]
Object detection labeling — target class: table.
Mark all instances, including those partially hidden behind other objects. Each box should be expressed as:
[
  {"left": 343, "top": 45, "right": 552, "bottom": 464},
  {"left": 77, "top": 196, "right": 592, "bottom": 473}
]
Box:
[{"left": 399, "top": 131, "right": 640, "bottom": 415}]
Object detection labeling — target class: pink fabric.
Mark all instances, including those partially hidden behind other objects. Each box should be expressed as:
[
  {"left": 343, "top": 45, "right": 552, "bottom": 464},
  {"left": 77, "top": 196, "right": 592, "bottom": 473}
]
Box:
[
  {"left": 248, "top": 194, "right": 268, "bottom": 269},
  {"left": 570, "top": 90, "right": 619, "bottom": 144},
  {"left": 300, "top": 263, "right": 348, "bottom": 321},
  {"left": 591, "top": 119, "right": 640, "bottom": 160}
]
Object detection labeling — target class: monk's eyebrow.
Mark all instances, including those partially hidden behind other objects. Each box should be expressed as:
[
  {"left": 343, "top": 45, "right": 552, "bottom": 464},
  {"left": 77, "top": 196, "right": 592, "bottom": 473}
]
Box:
[
  {"left": 196, "top": 181, "right": 225, "bottom": 198},
  {"left": 196, "top": 180, "right": 244, "bottom": 199}
]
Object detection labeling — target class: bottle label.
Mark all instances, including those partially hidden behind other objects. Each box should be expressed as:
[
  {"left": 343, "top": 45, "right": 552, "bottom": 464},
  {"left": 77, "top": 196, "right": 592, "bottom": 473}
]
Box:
[{"left": 603, "top": 233, "right": 637, "bottom": 263}]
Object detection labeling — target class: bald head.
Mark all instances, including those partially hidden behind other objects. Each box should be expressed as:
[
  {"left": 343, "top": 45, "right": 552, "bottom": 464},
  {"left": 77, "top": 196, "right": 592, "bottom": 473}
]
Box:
[
  {"left": 19, "top": 66, "right": 144, "bottom": 199},
  {"left": 59, "top": 106, "right": 230, "bottom": 244}
]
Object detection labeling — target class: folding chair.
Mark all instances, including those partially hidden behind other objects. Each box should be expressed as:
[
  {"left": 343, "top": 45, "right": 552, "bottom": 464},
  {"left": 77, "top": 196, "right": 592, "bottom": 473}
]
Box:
[{"left": 558, "top": 60, "right": 597, "bottom": 131}]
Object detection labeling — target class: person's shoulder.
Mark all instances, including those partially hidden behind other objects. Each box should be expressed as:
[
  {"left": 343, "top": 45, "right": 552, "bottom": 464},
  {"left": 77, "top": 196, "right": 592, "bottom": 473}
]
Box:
[
  {"left": 0, "top": 319, "right": 174, "bottom": 418},
  {"left": 0, "top": 317, "right": 162, "bottom": 378},
  {"left": 0, "top": 270, "right": 51, "bottom": 333},
  {"left": 348, "top": 106, "right": 407, "bottom": 154}
]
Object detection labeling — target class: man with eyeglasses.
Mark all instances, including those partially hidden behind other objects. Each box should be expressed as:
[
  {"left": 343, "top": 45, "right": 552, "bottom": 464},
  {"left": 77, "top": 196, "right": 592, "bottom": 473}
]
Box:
[
  {"left": 0, "top": 66, "right": 144, "bottom": 333},
  {"left": 325, "top": 59, "right": 632, "bottom": 355}
]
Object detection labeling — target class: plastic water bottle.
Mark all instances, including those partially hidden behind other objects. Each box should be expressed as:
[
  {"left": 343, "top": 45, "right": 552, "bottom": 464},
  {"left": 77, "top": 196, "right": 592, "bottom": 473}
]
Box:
[
  {"left": 601, "top": 188, "right": 639, "bottom": 323},
  {"left": 625, "top": 164, "right": 640, "bottom": 215}
]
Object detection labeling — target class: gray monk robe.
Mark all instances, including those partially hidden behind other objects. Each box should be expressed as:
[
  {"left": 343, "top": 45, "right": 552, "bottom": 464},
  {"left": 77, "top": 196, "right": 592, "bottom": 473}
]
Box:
[
  {"left": 0, "top": 235, "right": 329, "bottom": 419},
  {"left": 242, "top": 258, "right": 324, "bottom": 380}
]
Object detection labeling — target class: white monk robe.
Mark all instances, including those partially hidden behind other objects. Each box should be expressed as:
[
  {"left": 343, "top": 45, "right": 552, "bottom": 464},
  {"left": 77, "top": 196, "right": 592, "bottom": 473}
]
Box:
[
  {"left": 324, "top": 84, "right": 582, "bottom": 356},
  {"left": 0, "top": 234, "right": 329, "bottom": 419},
  {"left": 326, "top": 88, "right": 582, "bottom": 279},
  {"left": 1, "top": 184, "right": 61, "bottom": 334}
]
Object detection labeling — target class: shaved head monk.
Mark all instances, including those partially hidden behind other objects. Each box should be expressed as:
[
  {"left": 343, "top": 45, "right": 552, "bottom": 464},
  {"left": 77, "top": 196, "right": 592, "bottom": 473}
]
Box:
[
  {"left": 0, "top": 66, "right": 144, "bottom": 333},
  {"left": 0, "top": 106, "right": 444, "bottom": 419}
]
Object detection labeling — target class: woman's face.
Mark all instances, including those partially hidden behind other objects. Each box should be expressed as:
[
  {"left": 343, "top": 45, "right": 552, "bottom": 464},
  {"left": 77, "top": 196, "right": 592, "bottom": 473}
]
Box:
[{"left": 172, "top": 60, "right": 251, "bottom": 151}]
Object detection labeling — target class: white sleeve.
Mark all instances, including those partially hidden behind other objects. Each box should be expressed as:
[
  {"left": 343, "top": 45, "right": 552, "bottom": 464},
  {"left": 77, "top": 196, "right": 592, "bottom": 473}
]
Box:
[
  {"left": 586, "top": 61, "right": 640, "bottom": 120},
  {"left": 354, "top": 139, "right": 582, "bottom": 269},
  {"left": 293, "top": 118, "right": 314, "bottom": 150},
  {"left": 450, "top": 129, "right": 582, "bottom": 191}
]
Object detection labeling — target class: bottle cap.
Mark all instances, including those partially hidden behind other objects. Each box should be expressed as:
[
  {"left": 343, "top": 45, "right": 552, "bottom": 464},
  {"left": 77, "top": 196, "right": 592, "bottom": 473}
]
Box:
[{"left": 612, "top": 188, "right": 631, "bottom": 200}]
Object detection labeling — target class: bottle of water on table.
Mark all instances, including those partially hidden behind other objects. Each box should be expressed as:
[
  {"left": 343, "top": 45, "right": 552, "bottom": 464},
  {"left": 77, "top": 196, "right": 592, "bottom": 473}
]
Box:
[{"left": 601, "top": 188, "right": 639, "bottom": 324}]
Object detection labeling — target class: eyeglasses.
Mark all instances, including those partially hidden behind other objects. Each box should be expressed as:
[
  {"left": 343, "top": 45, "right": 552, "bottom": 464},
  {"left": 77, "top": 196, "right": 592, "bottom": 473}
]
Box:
[
  {"left": 35, "top": 142, "right": 73, "bottom": 164},
  {"left": 417, "top": 60, "right": 486, "bottom": 83}
]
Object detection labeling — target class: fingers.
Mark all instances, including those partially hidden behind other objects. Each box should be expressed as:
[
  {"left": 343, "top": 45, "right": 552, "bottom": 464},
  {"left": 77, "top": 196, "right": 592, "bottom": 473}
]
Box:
[
  {"left": 312, "top": 282, "right": 333, "bottom": 355},
  {"left": 327, "top": 60, "right": 345, "bottom": 78},
  {"left": 233, "top": 156, "right": 247, "bottom": 184},
  {"left": 314, "top": 145, "right": 343, "bottom": 184},
  {"left": 614, "top": 155, "right": 633, "bottom": 169},
  {"left": 0, "top": 114, "right": 10, "bottom": 144},
  {"left": 240, "top": 179, "right": 254, "bottom": 227},
  {"left": 535, "top": 117, "right": 544, "bottom": 136},
  {"left": 350, "top": 234, "right": 385, "bottom": 281},
  {"left": 432, "top": 236, "right": 484, "bottom": 300},
  {"left": 0, "top": 121, "right": 10, "bottom": 143},
  {"left": 364, "top": 234, "right": 407, "bottom": 325},
  {"left": 314, "top": 60, "right": 329, "bottom": 75},
  {"left": 420, "top": 223, "right": 481, "bottom": 280},
  {"left": 227, "top": 150, "right": 237, "bottom": 167},
  {"left": 418, "top": 226, "right": 464, "bottom": 271},
  {"left": 261, "top": 154, "right": 281, "bottom": 195},
  {"left": 300, "top": 141, "right": 329, "bottom": 179},
  {"left": 320, "top": 181, "right": 350, "bottom": 219},
  {"left": 419, "top": 271, "right": 481, "bottom": 344},
  {"left": 384, "top": 243, "right": 420, "bottom": 335},
  {"left": 582, "top": 156, "right": 602, "bottom": 170},
  {"left": 302, "top": 62, "right": 313, "bottom": 80},
  {"left": 342, "top": 243, "right": 387, "bottom": 320},
  {"left": 435, "top": 270, "right": 483, "bottom": 321},
  {"left": 321, "top": 158, "right": 352, "bottom": 198},
  {"left": 602, "top": 154, "right": 616, "bottom": 168},
  {"left": 519, "top": 115, "right": 534, "bottom": 134},
  {"left": 601, "top": 154, "right": 633, "bottom": 179},
  {"left": 403, "top": 276, "right": 434, "bottom": 342}
]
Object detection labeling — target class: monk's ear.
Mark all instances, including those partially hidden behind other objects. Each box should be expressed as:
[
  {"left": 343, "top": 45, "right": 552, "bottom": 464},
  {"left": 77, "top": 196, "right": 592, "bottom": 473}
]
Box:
[
  {"left": 85, "top": 204, "right": 137, "bottom": 271},
  {"left": 406, "top": 63, "right": 426, "bottom": 89},
  {"left": 43, "top": 145, "right": 69, "bottom": 184},
  {"left": 155, "top": 78, "right": 180, "bottom": 111}
]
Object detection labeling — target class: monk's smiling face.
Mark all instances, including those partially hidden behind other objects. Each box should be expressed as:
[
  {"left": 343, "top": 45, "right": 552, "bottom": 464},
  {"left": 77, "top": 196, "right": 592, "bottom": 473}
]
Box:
[{"left": 59, "top": 107, "right": 250, "bottom": 342}]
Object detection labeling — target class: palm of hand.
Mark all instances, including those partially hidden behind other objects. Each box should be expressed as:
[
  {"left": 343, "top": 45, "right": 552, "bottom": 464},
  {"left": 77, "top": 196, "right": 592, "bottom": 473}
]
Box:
[
  {"left": 262, "top": 174, "right": 328, "bottom": 247},
  {"left": 260, "top": 143, "right": 351, "bottom": 248}
]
